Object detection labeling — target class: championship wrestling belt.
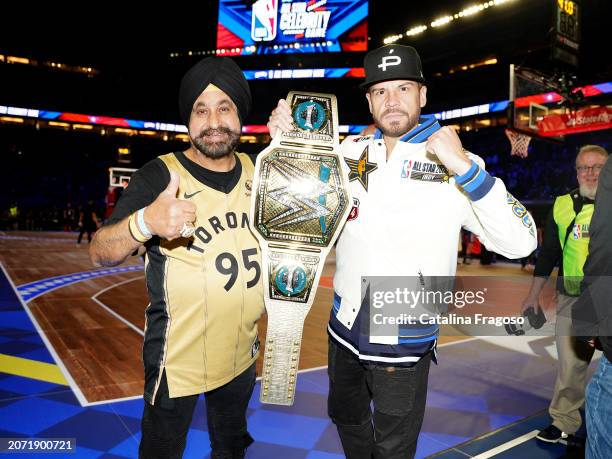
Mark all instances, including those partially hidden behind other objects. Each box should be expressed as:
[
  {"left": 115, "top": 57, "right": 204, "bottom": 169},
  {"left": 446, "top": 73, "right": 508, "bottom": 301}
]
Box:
[{"left": 250, "top": 92, "right": 351, "bottom": 405}]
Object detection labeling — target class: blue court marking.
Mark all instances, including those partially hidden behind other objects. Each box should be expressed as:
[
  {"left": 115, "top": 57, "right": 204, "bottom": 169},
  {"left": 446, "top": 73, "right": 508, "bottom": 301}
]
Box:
[
  {"left": 16, "top": 265, "right": 144, "bottom": 302},
  {"left": 1, "top": 259, "right": 580, "bottom": 458},
  {"left": 0, "top": 235, "right": 72, "bottom": 242},
  {"left": 430, "top": 410, "right": 578, "bottom": 458}
]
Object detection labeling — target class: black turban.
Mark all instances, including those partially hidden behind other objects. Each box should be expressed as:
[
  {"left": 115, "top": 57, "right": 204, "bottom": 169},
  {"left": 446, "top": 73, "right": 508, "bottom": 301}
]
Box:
[{"left": 178, "top": 57, "right": 252, "bottom": 126}]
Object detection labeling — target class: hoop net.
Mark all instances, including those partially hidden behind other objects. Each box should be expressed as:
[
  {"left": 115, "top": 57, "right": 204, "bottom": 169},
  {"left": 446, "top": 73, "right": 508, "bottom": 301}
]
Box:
[{"left": 505, "top": 129, "right": 532, "bottom": 158}]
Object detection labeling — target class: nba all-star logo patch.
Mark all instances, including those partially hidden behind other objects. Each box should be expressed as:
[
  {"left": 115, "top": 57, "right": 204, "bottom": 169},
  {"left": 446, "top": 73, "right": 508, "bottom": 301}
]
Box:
[
  {"left": 403, "top": 160, "right": 449, "bottom": 183},
  {"left": 345, "top": 146, "right": 378, "bottom": 191},
  {"left": 573, "top": 223, "right": 590, "bottom": 240}
]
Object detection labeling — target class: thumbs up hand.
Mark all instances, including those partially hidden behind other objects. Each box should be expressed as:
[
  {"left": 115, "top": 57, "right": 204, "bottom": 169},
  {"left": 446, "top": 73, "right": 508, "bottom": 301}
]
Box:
[{"left": 143, "top": 171, "right": 197, "bottom": 240}]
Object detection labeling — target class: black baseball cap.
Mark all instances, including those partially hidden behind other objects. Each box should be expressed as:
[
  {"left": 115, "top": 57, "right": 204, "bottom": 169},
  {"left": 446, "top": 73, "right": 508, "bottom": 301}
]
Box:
[{"left": 361, "top": 44, "right": 426, "bottom": 90}]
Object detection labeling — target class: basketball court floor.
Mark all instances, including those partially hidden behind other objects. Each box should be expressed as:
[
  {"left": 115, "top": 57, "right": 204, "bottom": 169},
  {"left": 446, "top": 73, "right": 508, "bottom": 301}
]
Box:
[{"left": 0, "top": 231, "right": 598, "bottom": 458}]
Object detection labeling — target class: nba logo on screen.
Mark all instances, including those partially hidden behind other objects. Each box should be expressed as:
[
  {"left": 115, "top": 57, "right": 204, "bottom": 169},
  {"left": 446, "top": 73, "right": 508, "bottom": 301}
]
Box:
[{"left": 251, "top": 0, "right": 278, "bottom": 42}]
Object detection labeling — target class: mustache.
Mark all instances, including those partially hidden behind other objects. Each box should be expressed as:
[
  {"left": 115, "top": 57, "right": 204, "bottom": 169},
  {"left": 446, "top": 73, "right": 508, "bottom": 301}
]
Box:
[
  {"left": 198, "top": 126, "right": 239, "bottom": 139},
  {"left": 381, "top": 108, "right": 409, "bottom": 117}
]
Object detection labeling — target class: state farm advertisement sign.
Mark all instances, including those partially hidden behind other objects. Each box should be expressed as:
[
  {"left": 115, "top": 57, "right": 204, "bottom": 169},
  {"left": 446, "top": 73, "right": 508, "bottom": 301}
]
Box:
[{"left": 538, "top": 106, "right": 612, "bottom": 136}]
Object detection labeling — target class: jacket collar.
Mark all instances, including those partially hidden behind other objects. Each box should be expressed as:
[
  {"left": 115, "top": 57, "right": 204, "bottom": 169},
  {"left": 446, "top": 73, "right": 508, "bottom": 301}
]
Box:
[{"left": 373, "top": 114, "right": 441, "bottom": 144}]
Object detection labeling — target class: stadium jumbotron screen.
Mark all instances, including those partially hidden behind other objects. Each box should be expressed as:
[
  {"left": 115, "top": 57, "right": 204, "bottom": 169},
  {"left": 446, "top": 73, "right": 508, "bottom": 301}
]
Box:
[{"left": 217, "top": 0, "right": 368, "bottom": 55}]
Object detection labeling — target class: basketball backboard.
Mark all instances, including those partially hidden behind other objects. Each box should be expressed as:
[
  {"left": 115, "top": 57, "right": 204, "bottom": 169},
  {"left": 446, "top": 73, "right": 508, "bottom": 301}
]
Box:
[
  {"left": 109, "top": 167, "right": 136, "bottom": 187},
  {"left": 508, "top": 64, "right": 570, "bottom": 142}
]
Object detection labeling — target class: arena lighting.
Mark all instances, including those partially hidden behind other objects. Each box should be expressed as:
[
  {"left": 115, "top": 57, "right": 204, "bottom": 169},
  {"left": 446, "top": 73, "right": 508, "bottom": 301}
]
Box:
[
  {"left": 0, "top": 116, "right": 24, "bottom": 123},
  {"left": 6, "top": 56, "right": 30, "bottom": 64},
  {"left": 431, "top": 15, "right": 454, "bottom": 28},
  {"left": 2, "top": 54, "right": 100, "bottom": 76},
  {"left": 383, "top": 25, "right": 427, "bottom": 45},
  {"left": 442, "top": 57, "right": 499, "bottom": 76},
  {"left": 383, "top": 0, "right": 517, "bottom": 43},
  {"left": 406, "top": 25, "right": 427, "bottom": 36},
  {"left": 114, "top": 128, "right": 136, "bottom": 135},
  {"left": 457, "top": 5, "right": 484, "bottom": 17},
  {"left": 48, "top": 121, "right": 70, "bottom": 128},
  {"left": 383, "top": 34, "right": 403, "bottom": 44},
  {"left": 243, "top": 67, "right": 364, "bottom": 80},
  {"left": 1, "top": 79, "right": 609, "bottom": 134}
]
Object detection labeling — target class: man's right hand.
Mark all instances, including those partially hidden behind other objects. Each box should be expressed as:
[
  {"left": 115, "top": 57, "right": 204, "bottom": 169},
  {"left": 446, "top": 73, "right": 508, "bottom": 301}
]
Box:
[
  {"left": 143, "top": 171, "right": 197, "bottom": 240},
  {"left": 521, "top": 295, "right": 539, "bottom": 315},
  {"left": 267, "top": 99, "right": 294, "bottom": 138}
]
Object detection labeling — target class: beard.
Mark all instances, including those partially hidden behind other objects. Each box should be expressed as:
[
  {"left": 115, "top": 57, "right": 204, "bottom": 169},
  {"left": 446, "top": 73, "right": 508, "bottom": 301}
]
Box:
[
  {"left": 373, "top": 108, "right": 419, "bottom": 138},
  {"left": 579, "top": 184, "right": 597, "bottom": 200},
  {"left": 191, "top": 126, "right": 241, "bottom": 159}
]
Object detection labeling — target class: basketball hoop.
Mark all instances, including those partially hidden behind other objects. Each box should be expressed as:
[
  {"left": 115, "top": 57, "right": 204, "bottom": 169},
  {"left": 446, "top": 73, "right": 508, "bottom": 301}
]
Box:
[{"left": 505, "top": 129, "right": 532, "bottom": 158}]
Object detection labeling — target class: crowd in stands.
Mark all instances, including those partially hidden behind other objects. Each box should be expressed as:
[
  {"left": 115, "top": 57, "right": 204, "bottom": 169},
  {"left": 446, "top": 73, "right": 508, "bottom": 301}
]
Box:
[{"left": 2, "top": 126, "right": 610, "bottom": 233}]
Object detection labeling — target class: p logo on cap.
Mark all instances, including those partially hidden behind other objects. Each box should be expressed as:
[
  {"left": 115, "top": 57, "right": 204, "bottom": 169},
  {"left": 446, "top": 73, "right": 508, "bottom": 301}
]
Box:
[
  {"left": 378, "top": 54, "right": 402, "bottom": 72},
  {"left": 361, "top": 44, "right": 426, "bottom": 90}
]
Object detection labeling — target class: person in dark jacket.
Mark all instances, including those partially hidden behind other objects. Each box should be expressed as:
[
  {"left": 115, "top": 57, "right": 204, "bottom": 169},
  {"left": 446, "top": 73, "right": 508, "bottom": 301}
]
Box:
[
  {"left": 572, "top": 154, "right": 612, "bottom": 459},
  {"left": 77, "top": 199, "right": 100, "bottom": 245}
]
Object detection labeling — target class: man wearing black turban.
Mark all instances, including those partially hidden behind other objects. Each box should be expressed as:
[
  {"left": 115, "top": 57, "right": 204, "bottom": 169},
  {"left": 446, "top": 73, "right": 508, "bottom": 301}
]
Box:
[
  {"left": 179, "top": 56, "right": 252, "bottom": 127},
  {"left": 91, "top": 57, "right": 264, "bottom": 459}
]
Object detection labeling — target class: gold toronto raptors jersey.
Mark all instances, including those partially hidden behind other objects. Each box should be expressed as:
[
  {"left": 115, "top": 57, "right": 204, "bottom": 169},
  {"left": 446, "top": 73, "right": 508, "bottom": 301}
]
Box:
[{"left": 147, "top": 152, "right": 264, "bottom": 400}]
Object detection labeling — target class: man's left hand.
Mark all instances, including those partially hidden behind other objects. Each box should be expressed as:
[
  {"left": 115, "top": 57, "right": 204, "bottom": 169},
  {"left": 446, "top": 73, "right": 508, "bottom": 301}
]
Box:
[{"left": 426, "top": 126, "right": 472, "bottom": 176}]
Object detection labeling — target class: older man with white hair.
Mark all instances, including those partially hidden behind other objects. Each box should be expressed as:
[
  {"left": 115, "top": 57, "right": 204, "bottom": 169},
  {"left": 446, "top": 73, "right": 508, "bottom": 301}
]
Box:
[{"left": 522, "top": 144, "right": 609, "bottom": 445}]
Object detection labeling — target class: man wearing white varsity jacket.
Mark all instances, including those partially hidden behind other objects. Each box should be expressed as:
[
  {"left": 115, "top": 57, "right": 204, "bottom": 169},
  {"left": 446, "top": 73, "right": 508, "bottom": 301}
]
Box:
[{"left": 267, "top": 44, "right": 537, "bottom": 458}]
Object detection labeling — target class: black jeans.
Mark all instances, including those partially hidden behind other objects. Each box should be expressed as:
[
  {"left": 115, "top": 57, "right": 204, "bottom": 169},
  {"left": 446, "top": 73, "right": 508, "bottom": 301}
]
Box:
[
  {"left": 328, "top": 339, "right": 432, "bottom": 459},
  {"left": 139, "top": 364, "right": 256, "bottom": 459},
  {"left": 77, "top": 225, "right": 95, "bottom": 243}
]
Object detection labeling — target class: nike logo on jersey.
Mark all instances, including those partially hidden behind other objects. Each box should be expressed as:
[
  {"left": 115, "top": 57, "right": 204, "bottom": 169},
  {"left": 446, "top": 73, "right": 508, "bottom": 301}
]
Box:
[{"left": 183, "top": 190, "right": 204, "bottom": 199}]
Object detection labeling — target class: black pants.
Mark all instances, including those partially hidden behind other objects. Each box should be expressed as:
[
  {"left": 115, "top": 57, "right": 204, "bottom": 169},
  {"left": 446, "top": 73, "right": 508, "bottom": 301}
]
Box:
[
  {"left": 77, "top": 225, "right": 95, "bottom": 243},
  {"left": 139, "top": 364, "right": 256, "bottom": 459},
  {"left": 328, "top": 339, "right": 432, "bottom": 459}
]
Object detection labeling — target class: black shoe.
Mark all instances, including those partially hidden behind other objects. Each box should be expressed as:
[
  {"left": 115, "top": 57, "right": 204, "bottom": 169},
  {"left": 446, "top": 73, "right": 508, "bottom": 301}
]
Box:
[
  {"left": 564, "top": 434, "right": 585, "bottom": 449},
  {"left": 536, "top": 425, "right": 569, "bottom": 443}
]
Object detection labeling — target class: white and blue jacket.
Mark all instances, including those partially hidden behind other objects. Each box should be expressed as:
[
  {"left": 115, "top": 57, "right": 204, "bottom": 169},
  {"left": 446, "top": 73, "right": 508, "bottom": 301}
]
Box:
[{"left": 328, "top": 116, "right": 537, "bottom": 365}]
